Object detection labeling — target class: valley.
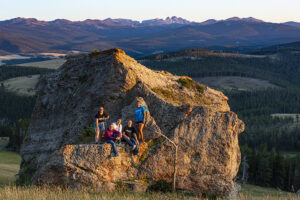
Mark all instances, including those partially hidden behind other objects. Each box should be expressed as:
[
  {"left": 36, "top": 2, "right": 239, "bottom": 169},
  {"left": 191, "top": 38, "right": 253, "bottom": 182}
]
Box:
[
  {"left": 1, "top": 17, "right": 300, "bottom": 57},
  {"left": 0, "top": 42, "right": 299, "bottom": 196}
]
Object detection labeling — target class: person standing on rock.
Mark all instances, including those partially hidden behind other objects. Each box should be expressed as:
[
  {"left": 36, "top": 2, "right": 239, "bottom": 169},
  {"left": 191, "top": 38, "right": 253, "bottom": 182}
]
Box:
[
  {"left": 104, "top": 123, "right": 121, "bottom": 157},
  {"left": 135, "top": 100, "right": 146, "bottom": 143},
  {"left": 94, "top": 106, "right": 109, "bottom": 143},
  {"left": 113, "top": 118, "right": 123, "bottom": 146},
  {"left": 123, "top": 120, "right": 139, "bottom": 155}
]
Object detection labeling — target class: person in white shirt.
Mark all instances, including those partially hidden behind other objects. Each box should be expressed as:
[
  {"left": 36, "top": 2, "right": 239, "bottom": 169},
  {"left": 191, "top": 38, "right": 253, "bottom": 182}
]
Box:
[{"left": 112, "top": 119, "right": 123, "bottom": 146}]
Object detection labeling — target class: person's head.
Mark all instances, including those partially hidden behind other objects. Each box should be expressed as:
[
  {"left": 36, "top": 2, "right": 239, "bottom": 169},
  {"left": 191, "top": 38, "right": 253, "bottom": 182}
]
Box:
[
  {"left": 99, "top": 106, "right": 104, "bottom": 114},
  {"left": 137, "top": 100, "right": 141, "bottom": 108},
  {"left": 109, "top": 123, "right": 114, "bottom": 130},
  {"left": 117, "top": 119, "right": 122, "bottom": 125},
  {"left": 127, "top": 120, "right": 132, "bottom": 127}
]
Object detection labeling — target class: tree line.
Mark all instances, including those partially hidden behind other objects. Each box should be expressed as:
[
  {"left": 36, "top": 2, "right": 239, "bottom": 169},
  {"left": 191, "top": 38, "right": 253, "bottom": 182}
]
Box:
[
  {"left": 141, "top": 51, "right": 300, "bottom": 88},
  {"left": 238, "top": 144, "right": 300, "bottom": 192},
  {"left": 0, "top": 65, "right": 54, "bottom": 82}
]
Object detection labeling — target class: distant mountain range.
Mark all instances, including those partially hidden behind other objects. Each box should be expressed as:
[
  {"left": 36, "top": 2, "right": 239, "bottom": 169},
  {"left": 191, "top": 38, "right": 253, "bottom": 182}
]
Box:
[{"left": 0, "top": 16, "right": 300, "bottom": 57}]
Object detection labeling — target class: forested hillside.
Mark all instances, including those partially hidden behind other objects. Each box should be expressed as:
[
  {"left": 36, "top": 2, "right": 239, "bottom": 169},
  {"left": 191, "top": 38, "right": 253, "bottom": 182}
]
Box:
[
  {"left": 0, "top": 65, "right": 54, "bottom": 151},
  {"left": 141, "top": 48, "right": 300, "bottom": 192},
  {"left": 0, "top": 48, "right": 300, "bottom": 191}
]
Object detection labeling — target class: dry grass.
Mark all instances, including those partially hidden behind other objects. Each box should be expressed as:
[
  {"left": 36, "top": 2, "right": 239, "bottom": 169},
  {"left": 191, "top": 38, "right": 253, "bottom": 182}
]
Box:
[
  {"left": 17, "top": 58, "right": 66, "bottom": 70},
  {"left": 0, "top": 75, "right": 40, "bottom": 96},
  {"left": 0, "top": 185, "right": 299, "bottom": 200},
  {"left": 0, "top": 151, "right": 21, "bottom": 186},
  {"left": 151, "top": 77, "right": 210, "bottom": 107},
  {"left": 0, "top": 186, "right": 200, "bottom": 200},
  {"left": 0, "top": 150, "right": 299, "bottom": 200}
]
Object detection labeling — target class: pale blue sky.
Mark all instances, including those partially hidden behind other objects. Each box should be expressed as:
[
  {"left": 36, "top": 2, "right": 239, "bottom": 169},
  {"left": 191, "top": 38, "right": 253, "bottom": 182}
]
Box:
[{"left": 0, "top": 0, "right": 299, "bottom": 22}]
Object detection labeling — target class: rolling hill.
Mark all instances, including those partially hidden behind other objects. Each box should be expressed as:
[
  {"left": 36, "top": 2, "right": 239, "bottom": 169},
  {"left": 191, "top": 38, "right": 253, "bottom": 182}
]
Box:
[{"left": 1, "top": 17, "right": 300, "bottom": 57}]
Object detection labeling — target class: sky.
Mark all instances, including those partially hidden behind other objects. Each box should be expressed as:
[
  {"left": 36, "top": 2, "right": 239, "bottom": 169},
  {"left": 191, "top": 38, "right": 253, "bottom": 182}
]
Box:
[{"left": 0, "top": 0, "right": 299, "bottom": 23}]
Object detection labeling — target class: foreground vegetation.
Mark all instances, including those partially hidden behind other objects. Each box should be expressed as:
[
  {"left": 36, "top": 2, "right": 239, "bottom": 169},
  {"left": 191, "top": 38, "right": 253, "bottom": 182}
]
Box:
[
  {"left": 0, "top": 186, "right": 298, "bottom": 200},
  {"left": 1, "top": 141, "right": 298, "bottom": 200},
  {"left": 0, "top": 151, "right": 21, "bottom": 186},
  {"left": 142, "top": 49, "right": 300, "bottom": 192}
]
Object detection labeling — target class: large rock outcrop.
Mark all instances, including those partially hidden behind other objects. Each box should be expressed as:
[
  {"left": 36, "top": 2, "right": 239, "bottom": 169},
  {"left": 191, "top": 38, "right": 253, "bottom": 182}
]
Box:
[{"left": 20, "top": 49, "right": 244, "bottom": 196}]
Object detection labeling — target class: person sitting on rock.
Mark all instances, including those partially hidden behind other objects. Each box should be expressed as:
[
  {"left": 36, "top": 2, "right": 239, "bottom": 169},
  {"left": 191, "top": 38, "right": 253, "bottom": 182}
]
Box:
[
  {"left": 104, "top": 123, "right": 121, "bottom": 157},
  {"left": 94, "top": 106, "right": 109, "bottom": 143},
  {"left": 113, "top": 118, "right": 123, "bottom": 146},
  {"left": 122, "top": 120, "right": 139, "bottom": 155},
  {"left": 135, "top": 100, "right": 146, "bottom": 143}
]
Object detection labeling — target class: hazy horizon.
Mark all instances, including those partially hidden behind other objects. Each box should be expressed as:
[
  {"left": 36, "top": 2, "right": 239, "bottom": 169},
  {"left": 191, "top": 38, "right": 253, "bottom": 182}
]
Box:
[
  {"left": 1, "top": 0, "right": 300, "bottom": 23},
  {"left": 1, "top": 16, "right": 299, "bottom": 24}
]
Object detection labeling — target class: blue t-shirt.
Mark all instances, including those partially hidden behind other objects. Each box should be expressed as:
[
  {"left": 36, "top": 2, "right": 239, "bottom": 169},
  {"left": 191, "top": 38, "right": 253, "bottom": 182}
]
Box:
[{"left": 135, "top": 106, "right": 146, "bottom": 122}]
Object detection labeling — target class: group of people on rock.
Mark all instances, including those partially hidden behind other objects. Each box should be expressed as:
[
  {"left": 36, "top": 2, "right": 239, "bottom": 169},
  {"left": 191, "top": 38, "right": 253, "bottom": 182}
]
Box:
[{"left": 93, "top": 100, "right": 146, "bottom": 157}]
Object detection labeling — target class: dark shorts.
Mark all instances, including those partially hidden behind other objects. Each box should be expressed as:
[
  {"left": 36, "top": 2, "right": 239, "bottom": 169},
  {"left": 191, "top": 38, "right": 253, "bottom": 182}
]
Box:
[{"left": 136, "top": 121, "right": 144, "bottom": 124}]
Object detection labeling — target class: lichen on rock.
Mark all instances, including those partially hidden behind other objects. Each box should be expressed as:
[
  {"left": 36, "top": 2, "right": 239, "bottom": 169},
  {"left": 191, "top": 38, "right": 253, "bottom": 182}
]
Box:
[{"left": 20, "top": 48, "right": 244, "bottom": 196}]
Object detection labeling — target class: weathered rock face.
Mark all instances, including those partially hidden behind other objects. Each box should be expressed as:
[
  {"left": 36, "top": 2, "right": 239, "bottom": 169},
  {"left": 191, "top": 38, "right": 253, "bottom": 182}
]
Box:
[{"left": 20, "top": 49, "right": 244, "bottom": 196}]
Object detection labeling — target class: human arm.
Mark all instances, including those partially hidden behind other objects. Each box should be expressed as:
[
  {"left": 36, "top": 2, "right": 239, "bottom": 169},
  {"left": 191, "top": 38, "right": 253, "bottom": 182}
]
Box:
[
  {"left": 122, "top": 130, "right": 129, "bottom": 140},
  {"left": 114, "top": 130, "right": 121, "bottom": 140},
  {"left": 104, "top": 130, "right": 115, "bottom": 141}
]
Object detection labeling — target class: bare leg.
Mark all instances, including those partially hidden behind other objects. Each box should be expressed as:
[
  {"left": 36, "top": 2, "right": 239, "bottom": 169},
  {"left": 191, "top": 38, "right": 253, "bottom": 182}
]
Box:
[
  {"left": 138, "top": 123, "right": 145, "bottom": 142},
  {"left": 95, "top": 129, "right": 100, "bottom": 143}
]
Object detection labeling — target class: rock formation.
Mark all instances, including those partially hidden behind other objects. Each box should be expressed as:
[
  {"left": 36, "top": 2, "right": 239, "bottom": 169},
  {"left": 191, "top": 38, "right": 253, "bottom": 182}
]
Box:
[{"left": 20, "top": 49, "right": 244, "bottom": 196}]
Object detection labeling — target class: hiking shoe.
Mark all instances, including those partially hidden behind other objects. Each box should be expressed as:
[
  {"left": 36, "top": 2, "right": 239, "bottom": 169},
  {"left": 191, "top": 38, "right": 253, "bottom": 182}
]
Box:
[{"left": 132, "top": 145, "right": 137, "bottom": 150}]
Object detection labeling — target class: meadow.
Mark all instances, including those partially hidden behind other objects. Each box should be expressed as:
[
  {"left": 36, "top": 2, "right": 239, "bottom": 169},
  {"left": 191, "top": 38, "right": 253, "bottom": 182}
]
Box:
[
  {"left": 0, "top": 75, "right": 40, "bottom": 96},
  {"left": 0, "top": 147, "right": 299, "bottom": 200},
  {"left": 17, "top": 58, "right": 66, "bottom": 70},
  {"left": 193, "top": 76, "right": 279, "bottom": 91}
]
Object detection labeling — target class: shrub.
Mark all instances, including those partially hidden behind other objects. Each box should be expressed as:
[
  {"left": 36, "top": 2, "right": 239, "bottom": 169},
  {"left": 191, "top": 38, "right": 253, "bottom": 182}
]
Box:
[
  {"left": 177, "top": 77, "right": 204, "bottom": 94},
  {"left": 151, "top": 87, "right": 178, "bottom": 102},
  {"left": 16, "top": 160, "right": 36, "bottom": 186},
  {"left": 91, "top": 49, "right": 101, "bottom": 55},
  {"left": 148, "top": 180, "right": 172, "bottom": 193},
  {"left": 78, "top": 126, "right": 95, "bottom": 144}
]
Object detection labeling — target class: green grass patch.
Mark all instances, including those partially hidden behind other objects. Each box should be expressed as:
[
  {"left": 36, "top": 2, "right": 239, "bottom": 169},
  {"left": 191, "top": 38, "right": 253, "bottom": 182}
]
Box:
[
  {"left": 151, "top": 87, "right": 178, "bottom": 103},
  {"left": 177, "top": 77, "right": 204, "bottom": 94},
  {"left": 0, "top": 151, "right": 21, "bottom": 186},
  {"left": 240, "top": 184, "right": 297, "bottom": 199}
]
